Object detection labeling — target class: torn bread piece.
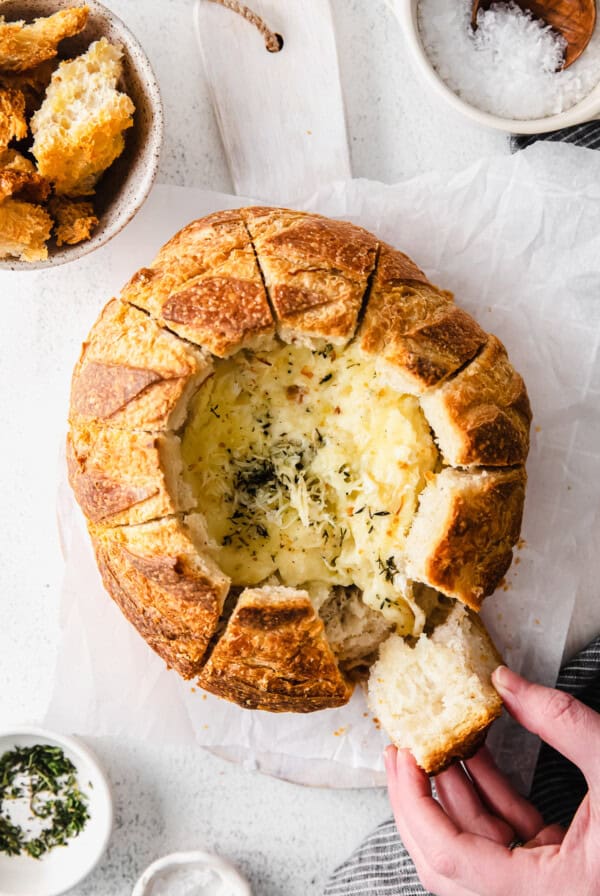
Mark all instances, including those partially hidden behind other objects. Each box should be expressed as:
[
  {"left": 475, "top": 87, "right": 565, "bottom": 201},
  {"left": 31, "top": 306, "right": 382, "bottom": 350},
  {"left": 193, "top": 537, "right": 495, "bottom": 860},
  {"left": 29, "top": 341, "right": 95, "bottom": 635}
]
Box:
[
  {"left": 0, "top": 147, "right": 34, "bottom": 172},
  {"left": 369, "top": 603, "right": 502, "bottom": 774},
  {"left": 0, "top": 166, "right": 50, "bottom": 203},
  {"left": 49, "top": 196, "right": 98, "bottom": 246},
  {"left": 0, "top": 7, "right": 88, "bottom": 73},
  {"left": 0, "top": 86, "right": 27, "bottom": 146},
  {"left": 0, "top": 58, "right": 57, "bottom": 115},
  {"left": 0, "top": 197, "right": 51, "bottom": 260},
  {"left": 31, "top": 37, "right": 135, "bottom": 196}
]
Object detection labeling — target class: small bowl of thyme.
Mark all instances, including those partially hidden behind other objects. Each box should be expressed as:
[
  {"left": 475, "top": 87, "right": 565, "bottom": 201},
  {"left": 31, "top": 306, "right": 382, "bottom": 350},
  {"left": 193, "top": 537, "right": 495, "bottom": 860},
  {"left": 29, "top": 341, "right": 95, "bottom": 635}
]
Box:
[{"left": 0, "top": 727, "right": 112, "bottom": 896}]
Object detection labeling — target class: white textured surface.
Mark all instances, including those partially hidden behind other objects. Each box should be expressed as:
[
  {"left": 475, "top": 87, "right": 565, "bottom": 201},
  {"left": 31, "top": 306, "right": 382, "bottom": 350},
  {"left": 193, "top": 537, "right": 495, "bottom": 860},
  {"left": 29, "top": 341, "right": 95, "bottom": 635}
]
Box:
[{"left": 1, "top": 2, "right": 589, "bottom": 895}]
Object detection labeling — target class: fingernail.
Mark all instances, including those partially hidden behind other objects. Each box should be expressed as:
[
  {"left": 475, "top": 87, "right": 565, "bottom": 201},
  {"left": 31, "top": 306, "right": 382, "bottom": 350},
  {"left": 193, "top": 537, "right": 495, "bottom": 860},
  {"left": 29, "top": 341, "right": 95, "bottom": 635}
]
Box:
[{"left": 492, "top": 665, "right": 515, "bottom": 694}]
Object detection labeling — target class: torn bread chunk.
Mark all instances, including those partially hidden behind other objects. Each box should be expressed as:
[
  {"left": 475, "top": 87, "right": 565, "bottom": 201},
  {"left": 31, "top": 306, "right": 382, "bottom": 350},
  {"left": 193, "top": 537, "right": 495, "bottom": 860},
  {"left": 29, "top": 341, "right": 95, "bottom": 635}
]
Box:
[
  {"left": 0, "top": 197, "right": 51, "bottom": 260},
  {"left": 0, "top": 147, "right": 35, "bottom": 172},
  {"left": 0, "top": 58, "right": 58, "bottom": 115},
  {"left": 0, "top": 7, "right": 88, "bottom": 73},
  {"left": 49, "top": 196, "right": 98, "bottom": 246},
  {"left": 369, "top": 603, "right": 502, "bottom": 774},
  {"left": 0, "top": 166, "right": 50, "bottom": 203},
  {"left": 0, "top": 86, "right": 27, "bottom": 146},
  {"left": 31, "top": 37, "right": 135, "bottom": 196}
]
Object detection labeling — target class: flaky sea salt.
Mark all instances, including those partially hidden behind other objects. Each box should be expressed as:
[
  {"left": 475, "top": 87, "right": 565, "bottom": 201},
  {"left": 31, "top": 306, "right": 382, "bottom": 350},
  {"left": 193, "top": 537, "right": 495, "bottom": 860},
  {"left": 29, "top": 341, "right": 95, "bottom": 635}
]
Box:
[
  {"left": 418, "top": 0, "right": 600, "bottom": 119},
  {"left": 148, "top": 866, "right": 239, "bottom": 896}
]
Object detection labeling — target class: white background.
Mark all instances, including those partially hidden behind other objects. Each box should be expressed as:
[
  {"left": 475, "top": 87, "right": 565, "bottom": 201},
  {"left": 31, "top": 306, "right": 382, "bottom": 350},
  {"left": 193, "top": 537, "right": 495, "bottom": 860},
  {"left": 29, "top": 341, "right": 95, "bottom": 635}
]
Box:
[{"left": 2, "top": 2, "right": 595, "bottom": 895}]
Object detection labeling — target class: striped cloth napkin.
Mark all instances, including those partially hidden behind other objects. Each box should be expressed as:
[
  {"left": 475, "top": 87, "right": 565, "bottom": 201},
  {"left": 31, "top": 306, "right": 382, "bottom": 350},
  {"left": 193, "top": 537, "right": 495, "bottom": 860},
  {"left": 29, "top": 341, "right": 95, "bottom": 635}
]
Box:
[
  {"left": 512, "top": 121, "right": 600, "bottom": 150},
  {"left": 324, "top": 121, "right": 600, "bottom": 895},
  {"left": 324, "top": 635, "right": 600, "bottom": 895}
]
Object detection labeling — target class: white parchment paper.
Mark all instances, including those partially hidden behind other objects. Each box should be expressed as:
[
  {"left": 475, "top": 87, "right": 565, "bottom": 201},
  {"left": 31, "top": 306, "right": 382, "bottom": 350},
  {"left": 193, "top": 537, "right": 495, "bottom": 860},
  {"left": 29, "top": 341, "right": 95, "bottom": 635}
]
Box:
[{"left": 46, "top": 142, "right": 600, "bottom": 792}]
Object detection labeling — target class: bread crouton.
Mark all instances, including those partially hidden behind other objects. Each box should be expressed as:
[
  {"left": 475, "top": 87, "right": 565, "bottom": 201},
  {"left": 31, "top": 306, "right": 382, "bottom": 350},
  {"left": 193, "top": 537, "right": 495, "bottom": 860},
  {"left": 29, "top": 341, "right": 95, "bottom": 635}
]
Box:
[
  {"left": 0, "top": 7, "right": 88, "bottom": 73},
  {"left": 0, "top": 58, "right": 57, "bottom": 115},
  {"left": 49, "top": 196, "right": 98, "bottom": 246},
  {"left": 0, "top": 198, "right": 52, "bottom": 261},
  {"left": 0, "top": 86, "right": 27, "bottom": 146},
  {"left": 0, "top": 166, "right": 50, "bottom": 203},
  {"left": 31, "top": 38, "right": 135, "bottom": 196},
  {"left": 0, "top": 147, "right": 35, "bottom": 173}
]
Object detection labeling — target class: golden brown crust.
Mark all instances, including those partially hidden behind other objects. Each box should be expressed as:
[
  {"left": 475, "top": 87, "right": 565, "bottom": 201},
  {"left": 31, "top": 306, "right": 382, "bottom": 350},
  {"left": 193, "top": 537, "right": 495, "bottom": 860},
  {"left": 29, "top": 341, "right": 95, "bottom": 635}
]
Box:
[
  {"left": 406, "top": 467, "right": 526, "bottom": 610},
  {"left": 121, "top": 211, "right": 275, "bottom": 357},
  {"left": 67, "top": 424, "right": 192, "bottom": 526},
  {"left": 0, "top": 58, "right": 57, "bottom": 115},
  {"left": 244, "top": 206, "right": 378, "bottom": 346},
  {"left": 360, "top": 244, "right": 487, "bottom": 394},
  {"left": 421, "top": 336, "right": 531, "bottom": 466},
  {"left": 199, "top": 587, "right": 353, "bottom": 711},
  {"left": 49, "top": 196, "right": 98, "bottom": 246},
  {"left": 91, "top": 515, "right": 230, "bottom": 678},
  {"left": 0, "top": 7, "right": 89, "bottom": 73},
  {"left": 424, "top": 719, "right": 496, "bottom": 775},
  {"left": 69, "top": 299, "right": 213, "bottom": 431},
  {"left": 0, "top": 166, "right": 50, "bottom": 204},
  {"left": 0, "top": 197, "right": 51, "bottom": 260},
  {"left": 0, "top": 86, "right": 27, "bottom": 146}
]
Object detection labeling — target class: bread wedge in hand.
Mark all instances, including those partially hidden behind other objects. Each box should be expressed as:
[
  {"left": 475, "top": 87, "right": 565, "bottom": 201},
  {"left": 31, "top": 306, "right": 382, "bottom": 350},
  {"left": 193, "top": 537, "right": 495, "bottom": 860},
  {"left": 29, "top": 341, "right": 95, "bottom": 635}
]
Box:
[{"left": 369, "top": 602, "right": 502, "bottom": 774}]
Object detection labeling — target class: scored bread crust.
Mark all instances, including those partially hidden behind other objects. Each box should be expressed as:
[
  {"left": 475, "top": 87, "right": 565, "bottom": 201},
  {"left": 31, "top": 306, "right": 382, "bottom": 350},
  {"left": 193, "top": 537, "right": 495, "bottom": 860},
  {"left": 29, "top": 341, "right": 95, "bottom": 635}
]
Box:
[
  {"left": 406, "top": 467, "right": 526, "bottom": 609},
  {"left": 420, "top": 336, "right": 531, "bottom": 467},
  {"left": 69, "top": 299, "right": 213, "bottom": 432},
  {"left": 91, "top": 515, "right": 230, "bottom": 678},
  {"left": 244, "top": 207, "right": 378, "bottom": 347},
  {"left": 199, "top": 587, "right": 353, "bottom": 711},
  {"left": 69, "top": 207, "right": 530, "bottom": 740},
  {"left": 67, "top": 424, "right": 193, "bottom": 527},
  {"left": 121, "top": 210, "right": 275, "bottom": 357}
]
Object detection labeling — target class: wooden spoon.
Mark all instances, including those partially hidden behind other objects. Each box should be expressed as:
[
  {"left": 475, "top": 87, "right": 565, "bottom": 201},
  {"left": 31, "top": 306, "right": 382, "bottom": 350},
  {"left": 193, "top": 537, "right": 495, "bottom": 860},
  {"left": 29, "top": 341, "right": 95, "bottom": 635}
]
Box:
[{"left": 471, "top": 0, "right": 597, "bottom": 68}]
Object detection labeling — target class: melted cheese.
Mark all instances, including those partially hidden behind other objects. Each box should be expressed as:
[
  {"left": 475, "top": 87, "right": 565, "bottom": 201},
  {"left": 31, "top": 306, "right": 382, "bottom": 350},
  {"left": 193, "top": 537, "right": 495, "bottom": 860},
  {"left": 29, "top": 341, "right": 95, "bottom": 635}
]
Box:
[{"left": 181, "top": 342, "right": 439, "bottom": 635}]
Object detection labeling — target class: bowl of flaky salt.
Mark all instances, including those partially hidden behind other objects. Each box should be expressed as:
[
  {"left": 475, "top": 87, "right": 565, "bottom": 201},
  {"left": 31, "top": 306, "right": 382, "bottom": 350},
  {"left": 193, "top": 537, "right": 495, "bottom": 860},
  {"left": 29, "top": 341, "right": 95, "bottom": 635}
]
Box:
[{"left": 392, "top": 0, "right": 600, "bottom": 133}]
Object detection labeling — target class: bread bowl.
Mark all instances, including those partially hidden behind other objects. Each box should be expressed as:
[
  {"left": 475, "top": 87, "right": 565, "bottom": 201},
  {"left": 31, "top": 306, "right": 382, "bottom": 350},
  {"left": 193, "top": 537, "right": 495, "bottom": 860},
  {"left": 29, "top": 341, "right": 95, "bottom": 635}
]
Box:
[{"left": 68, "top": 207, "right": 531, "bottom": 773}]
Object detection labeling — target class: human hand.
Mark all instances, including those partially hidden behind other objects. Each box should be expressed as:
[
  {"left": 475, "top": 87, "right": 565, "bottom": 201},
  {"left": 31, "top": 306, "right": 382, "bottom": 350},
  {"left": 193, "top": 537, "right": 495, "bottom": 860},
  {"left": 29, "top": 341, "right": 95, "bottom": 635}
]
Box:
[{"left": 384, "top": 665, "right": 600, "bottom": 896}]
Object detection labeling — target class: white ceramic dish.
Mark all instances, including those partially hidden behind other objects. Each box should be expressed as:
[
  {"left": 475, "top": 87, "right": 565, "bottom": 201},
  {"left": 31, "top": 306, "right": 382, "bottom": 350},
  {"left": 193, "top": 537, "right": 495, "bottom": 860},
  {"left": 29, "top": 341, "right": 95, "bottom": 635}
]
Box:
[
  {"left": 0, "top": 727, "right": 113, "bottom": 896},
  {"left": 0, "top": 0, "right": 164, "bottom": 270},
  {"left": 390, "top": 0, "right": 600, "bottom": 134},
  {"left": 132, "top": 851, "right": 252, "bottom": 896}
]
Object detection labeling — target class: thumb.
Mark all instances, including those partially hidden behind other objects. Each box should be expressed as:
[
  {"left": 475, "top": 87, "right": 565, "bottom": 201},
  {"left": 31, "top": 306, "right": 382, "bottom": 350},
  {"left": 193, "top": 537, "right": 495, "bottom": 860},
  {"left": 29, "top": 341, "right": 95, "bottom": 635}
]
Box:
[{"left": 492, "top": 665, "right": 600, "bottom": 788}]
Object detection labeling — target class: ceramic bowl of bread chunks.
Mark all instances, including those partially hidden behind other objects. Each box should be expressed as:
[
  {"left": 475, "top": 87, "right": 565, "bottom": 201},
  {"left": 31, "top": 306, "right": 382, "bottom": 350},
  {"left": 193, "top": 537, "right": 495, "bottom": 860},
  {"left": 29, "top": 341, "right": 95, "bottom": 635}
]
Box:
[
  {"left": 0, "top": 0, "right": 163, "bottom": 269},
  {"left": 67, "top": 208, "right": 531, "bottom": 774}
]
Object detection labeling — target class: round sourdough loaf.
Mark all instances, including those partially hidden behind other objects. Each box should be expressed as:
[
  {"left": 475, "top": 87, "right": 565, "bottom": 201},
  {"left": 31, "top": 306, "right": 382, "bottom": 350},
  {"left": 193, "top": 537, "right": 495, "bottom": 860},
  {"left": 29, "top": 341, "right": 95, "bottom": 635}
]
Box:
[{"left": 67, "top": 208, "right": 531, "bottom": 771}]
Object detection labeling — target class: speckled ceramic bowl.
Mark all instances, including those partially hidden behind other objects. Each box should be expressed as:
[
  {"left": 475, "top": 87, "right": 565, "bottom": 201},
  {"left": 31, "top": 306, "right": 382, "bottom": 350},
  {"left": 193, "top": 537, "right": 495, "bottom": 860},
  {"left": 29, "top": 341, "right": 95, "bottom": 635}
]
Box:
[{"left": 0, "top": 0, "right": 163, "bottom": 270}]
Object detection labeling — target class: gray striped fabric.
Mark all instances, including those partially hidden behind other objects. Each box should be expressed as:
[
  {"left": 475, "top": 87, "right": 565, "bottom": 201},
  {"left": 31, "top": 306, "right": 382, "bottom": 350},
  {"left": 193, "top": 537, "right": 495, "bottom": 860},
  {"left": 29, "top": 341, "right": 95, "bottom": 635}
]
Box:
[
  {"left": 324, "top": 635, "right": 600, "bottom": 895},
  {"left": 512, "top": 121, "right": 600, "bottom": 151}
]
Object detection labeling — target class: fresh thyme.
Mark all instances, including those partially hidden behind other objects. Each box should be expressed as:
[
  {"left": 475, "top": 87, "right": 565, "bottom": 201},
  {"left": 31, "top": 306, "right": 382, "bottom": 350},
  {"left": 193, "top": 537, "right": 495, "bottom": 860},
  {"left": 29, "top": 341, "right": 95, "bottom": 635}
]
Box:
[
  {"left": 377, "top": 555, "right": 399, "bottom": 583},
  {"left": 0, "top": 745, "right": 89, "bottom": 859}
]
